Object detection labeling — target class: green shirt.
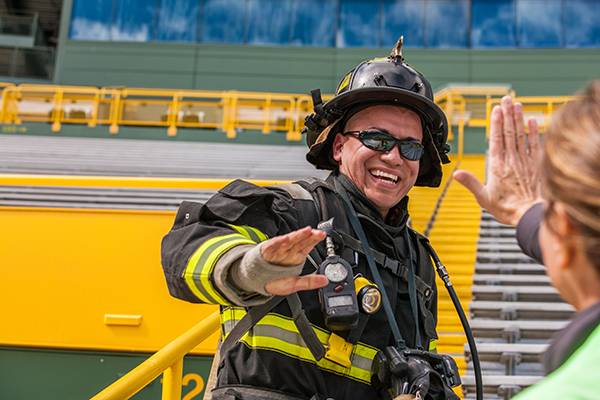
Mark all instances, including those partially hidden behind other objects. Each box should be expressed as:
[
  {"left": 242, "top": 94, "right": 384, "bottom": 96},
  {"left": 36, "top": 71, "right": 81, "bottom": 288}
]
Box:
[{"left": 514, "top": 323, "right": 600, "bottom": 400}]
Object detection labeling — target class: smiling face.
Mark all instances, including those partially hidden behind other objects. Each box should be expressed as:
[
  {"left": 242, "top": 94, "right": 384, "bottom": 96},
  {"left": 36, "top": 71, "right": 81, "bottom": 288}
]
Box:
[{"left": 332, "top": 105, "right": 423, "bottom": 218}]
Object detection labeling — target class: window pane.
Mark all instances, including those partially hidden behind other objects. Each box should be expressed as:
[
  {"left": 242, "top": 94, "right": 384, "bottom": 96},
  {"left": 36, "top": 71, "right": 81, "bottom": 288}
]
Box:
[
  {"left": 69, "top": 0, "right": 113, "bottom": 40},
  {"left": 517, "top": 0, "right": 562, "bottom": 47},
  {"left": 291, "top": 0, "right": 336, "bottom": 47},
  {"left": 246, "top": 0, "right": 292, "bottom": 45},
  {"left": 566, "top": 0, "right": 600, "bottom": 48},
  {"left": 383, "top": 0, "right": 424, "bottom": 48},
  {"left": 471, "top": 0, "right": 515, "bottom": 48},
  {"left": 339, "top": 0, "right": 381, "bottom": 48},
  {"left": 426, "top": 0, "right": 469, "bottom": 48},
  {"left": 156, "top": 0, "right": 199, "bottom": 42},
  {"left": 201, "top": 0, "right": 245, "bottom": 44},
  {"left": 112, "top": 0, "right": 156, "bottom": 42}
]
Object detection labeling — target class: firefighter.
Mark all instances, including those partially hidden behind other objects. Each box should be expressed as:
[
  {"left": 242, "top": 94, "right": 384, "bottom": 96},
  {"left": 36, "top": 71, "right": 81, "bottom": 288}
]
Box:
[{"left": 161, "top": 37, "right": 453, "bottom": 400}]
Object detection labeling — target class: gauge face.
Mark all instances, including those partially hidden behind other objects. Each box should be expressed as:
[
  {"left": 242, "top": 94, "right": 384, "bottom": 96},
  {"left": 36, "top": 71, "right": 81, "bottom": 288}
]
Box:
[{"left": 324, "top": 262, "right": 348, "bottom": 283}]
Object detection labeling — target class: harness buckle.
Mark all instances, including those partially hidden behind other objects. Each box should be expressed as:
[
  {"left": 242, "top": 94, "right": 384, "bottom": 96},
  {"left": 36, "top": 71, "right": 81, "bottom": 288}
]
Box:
[{"left": 324, "top": 332, "right": 354, "bottom": 369}]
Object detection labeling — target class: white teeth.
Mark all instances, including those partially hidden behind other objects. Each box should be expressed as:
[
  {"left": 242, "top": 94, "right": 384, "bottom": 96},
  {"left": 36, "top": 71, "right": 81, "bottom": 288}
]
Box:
[{"left": 371, "top": 170, "right": 398, "bottom": 183}]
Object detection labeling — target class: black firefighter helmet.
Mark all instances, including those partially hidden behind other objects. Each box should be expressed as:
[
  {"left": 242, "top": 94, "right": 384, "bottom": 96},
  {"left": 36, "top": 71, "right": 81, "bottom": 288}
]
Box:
[{"left": 303, "top": 37, "right": 450, "bottom": 187}]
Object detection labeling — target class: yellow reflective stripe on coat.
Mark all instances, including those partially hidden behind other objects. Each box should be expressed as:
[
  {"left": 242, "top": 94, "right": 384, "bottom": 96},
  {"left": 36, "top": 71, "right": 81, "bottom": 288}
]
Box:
[
  {"left": 228, "top": 224, "right": 269, "bottom": 243},
  {"left": 429, "top": 339, "right": 437, "bottom": 353},
  {"left": 184, "top": 234, "right": 256, "bottom": 304},
  {"left": 221, "top": 308, "right": 378, "bottom": 384}
]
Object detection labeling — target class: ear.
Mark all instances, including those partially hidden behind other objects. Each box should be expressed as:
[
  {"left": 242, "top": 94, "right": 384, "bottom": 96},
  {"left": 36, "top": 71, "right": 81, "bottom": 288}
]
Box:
[
  {"left": 553, "top": 202, "right": 576, "bottom": 237},
  {"left": 332, "top": 133, "right": 346, "bottom": 162},
  {"left": 552, "top": 201, "right": 579, "bottom": 270}
]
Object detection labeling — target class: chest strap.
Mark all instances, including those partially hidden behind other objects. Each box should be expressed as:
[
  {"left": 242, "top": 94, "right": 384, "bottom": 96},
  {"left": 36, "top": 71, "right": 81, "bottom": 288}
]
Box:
[
  {"left": 340, "top": 233, "right": 434, "bottom": 302},
  {"left": 220, "top": 295, "right": 285, "bottom": 359}
]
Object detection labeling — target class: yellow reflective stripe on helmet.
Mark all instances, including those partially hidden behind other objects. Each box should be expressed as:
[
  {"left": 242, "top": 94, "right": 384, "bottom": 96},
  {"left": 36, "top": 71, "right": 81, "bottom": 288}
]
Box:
[
  {"left": 336, "top": 72, "right": 351, "bottom": 94},
  {"left": 222, "top": 310, "right": 378, "bottom": 384},
  {"left": 228, "top": 224, "right": 269, "bottom": 243},
  {"left": 185, "top": 234, "right": 256, "bottom": 304}
]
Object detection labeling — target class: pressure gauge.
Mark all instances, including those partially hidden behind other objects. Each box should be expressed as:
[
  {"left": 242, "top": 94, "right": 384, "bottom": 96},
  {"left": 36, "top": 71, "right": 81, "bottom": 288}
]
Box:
[{"left": 323, "top": 261, "right": 349, "bottom": 283}]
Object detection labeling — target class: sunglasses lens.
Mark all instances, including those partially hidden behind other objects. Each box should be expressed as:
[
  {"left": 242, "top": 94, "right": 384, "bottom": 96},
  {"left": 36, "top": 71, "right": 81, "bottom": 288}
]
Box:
[
  {"left": 400, "top": 141, "right": 423, "bottom": 161},
  {"left": 354, "top": 131, "right": 423, "bottom": 161},
  {"left": 362, "top": 133, "right": 395, "bottom": 152}
]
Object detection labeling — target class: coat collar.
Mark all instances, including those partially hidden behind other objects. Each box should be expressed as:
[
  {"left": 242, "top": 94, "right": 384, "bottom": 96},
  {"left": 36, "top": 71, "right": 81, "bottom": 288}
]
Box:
[{"left": 326, "top": 170, "right": 410, "bottom": 229}]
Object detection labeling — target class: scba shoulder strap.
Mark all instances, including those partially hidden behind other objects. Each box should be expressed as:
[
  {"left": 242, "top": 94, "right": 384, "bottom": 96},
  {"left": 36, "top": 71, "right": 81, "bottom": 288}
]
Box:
[
  {"left": 219, "top": 180, "right": 430, "bottom": 364},
  {"left": 220, "top": 180, "right": 360, "bottom": 365},
  {"left": 292, "top": 179, "right": 434, "bottom": 300}
]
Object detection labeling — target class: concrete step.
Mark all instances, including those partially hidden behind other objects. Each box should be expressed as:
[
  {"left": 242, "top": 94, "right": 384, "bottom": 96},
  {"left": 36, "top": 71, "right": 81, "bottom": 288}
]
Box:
[
  {"left": 468, "top": 301, "right": 575, "bottom": 320},
  {"left": 479, "top": 228, "right": 518, "bottom": 238},
  {"left": 476, "top": 252, "right": 538, "bottom": 264},
  {"left": 476, "top": 243, "right": 522, "bottom": 252},
  {"left": 474, "top": 263, "right": 546, "bottom": 276},
  {"left": 469, "top": 319, "right": 568, "bottom": 342},
  {"left": 477, "top": 237, "right": 517, "bottom": 245},
  {"left": 461, "top": 374, "right": 543, "bottom": 399},
  {"left": 464, "top": 343, "right": 548, "bottom": 365},
  {"left": 472, "top": 274, "right": 551, "bottom": 287},
  {"left": 472, "top": 285, "right": 562, "bottom": 302}
]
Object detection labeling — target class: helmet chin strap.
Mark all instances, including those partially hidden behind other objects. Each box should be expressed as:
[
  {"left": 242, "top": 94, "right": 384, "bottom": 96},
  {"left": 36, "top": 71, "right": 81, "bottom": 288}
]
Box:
[{"left": 302, "top": 89, "right": 343, "bottom": 142}]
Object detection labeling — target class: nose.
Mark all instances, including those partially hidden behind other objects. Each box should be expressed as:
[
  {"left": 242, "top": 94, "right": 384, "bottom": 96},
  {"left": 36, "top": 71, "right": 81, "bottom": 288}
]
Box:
[{"left": 379, "top": 144, "right": 404, "bottom": 165}]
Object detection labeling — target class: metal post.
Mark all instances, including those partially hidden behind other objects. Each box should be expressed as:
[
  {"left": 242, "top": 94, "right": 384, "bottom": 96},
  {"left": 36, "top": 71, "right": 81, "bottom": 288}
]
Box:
[
  {"left": 90, "top": 311, "right": 219, "bottom": 400},
  {"left": 162, "top": 358, "right": 184, "bottom": 400}
]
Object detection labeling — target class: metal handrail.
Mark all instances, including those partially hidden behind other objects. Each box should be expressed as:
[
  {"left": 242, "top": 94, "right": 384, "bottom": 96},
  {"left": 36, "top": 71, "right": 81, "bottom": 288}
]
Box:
[
  {"left": 0, "top": 84, "right": 311, "bottom": 139},
  {"left": 90, "top": 311, "right": 220, "bottom": 400},
  {"left": 0, "top": 83, "right": 574, "bottom": 145},
  {"left": 485, "top": 95, "right": 574, "bottom": 135}
]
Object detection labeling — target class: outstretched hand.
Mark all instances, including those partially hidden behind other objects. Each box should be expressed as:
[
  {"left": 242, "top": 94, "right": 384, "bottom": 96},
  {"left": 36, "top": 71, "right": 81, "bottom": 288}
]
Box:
[
  {"left": 261, "top": 226, "right": 328, "bottom": 295},
  {"left": 453, "top": 96, "right": 544, "bottom": 226}
]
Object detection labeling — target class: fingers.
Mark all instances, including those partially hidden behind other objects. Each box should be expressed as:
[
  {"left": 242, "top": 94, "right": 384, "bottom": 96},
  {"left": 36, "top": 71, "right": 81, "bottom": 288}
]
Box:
[
  {"left": 260, "top": 226, "right": 326, "bottom": 266},
  {"left": 488, "top": 105, "right": 505, "bottom": 162},
  {"left": 260, "top": 226, "right": 328, "bottom": 295},
  {"left": 501, "top": 96, "right": 518, "bottom": 155},
  {"left": 528, "top": 117, "right": 541, "bottom": 162},
  {"left": 513, "top": 101, "right": 528, "bottom": 160},
  {"left": 453, "top": 170, "right": 488, "bottom": 209},
  {"left": 265, "top": 274, "right": 329, "bottom": 296}
]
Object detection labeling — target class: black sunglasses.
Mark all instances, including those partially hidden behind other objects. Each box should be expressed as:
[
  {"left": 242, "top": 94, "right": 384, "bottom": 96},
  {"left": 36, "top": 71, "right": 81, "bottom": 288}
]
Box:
[{"left": 343, "top": 130, "right": 424, "bottom": 161}]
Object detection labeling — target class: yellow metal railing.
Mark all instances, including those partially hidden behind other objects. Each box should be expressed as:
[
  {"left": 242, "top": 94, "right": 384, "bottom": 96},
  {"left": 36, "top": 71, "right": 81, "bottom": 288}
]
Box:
[
  {"left": 485, "top": 95, "right": 574, "bottom": 135},
  {"left": 0, "top": 84, "right": 334, "bottom": 141},
  {"left": 0, "top": 82, "right": 574, "bottom": 151},
  {"left": 0, "top": 84, "right": 101, "bottom": 132},
  {"left": 434, "top": 85, "right": 515, "bottom": 158},
  {"left": 90, "top": 311, "right": 220, "bottom": 400}
]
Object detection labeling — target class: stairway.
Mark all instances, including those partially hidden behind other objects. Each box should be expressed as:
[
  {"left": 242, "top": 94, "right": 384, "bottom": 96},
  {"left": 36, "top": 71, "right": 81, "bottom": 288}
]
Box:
[
  {"left": 423, "top": 156, "right": 487, "bottom": 372},
  {"left": 460, "top": 211, "right": 573, "bottom": 399}
]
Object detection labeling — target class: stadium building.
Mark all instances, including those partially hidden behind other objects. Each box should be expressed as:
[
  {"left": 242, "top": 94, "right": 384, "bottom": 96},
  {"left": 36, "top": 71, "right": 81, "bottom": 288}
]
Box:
[{"left": 1, "top": 1, "right": 599, "bottom": 399}]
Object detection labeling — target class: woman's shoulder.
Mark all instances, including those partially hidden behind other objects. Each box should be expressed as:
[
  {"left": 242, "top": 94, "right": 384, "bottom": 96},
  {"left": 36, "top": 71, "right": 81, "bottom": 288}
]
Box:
[{"left": 514, "top": 323, "right": 600, "bottom": 400}]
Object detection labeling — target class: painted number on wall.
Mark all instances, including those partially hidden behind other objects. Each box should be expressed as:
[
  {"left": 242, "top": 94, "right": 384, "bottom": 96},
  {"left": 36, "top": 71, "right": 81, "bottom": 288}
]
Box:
[{"left": 182, "top": 373, "right": 204, "bottom": 400}]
